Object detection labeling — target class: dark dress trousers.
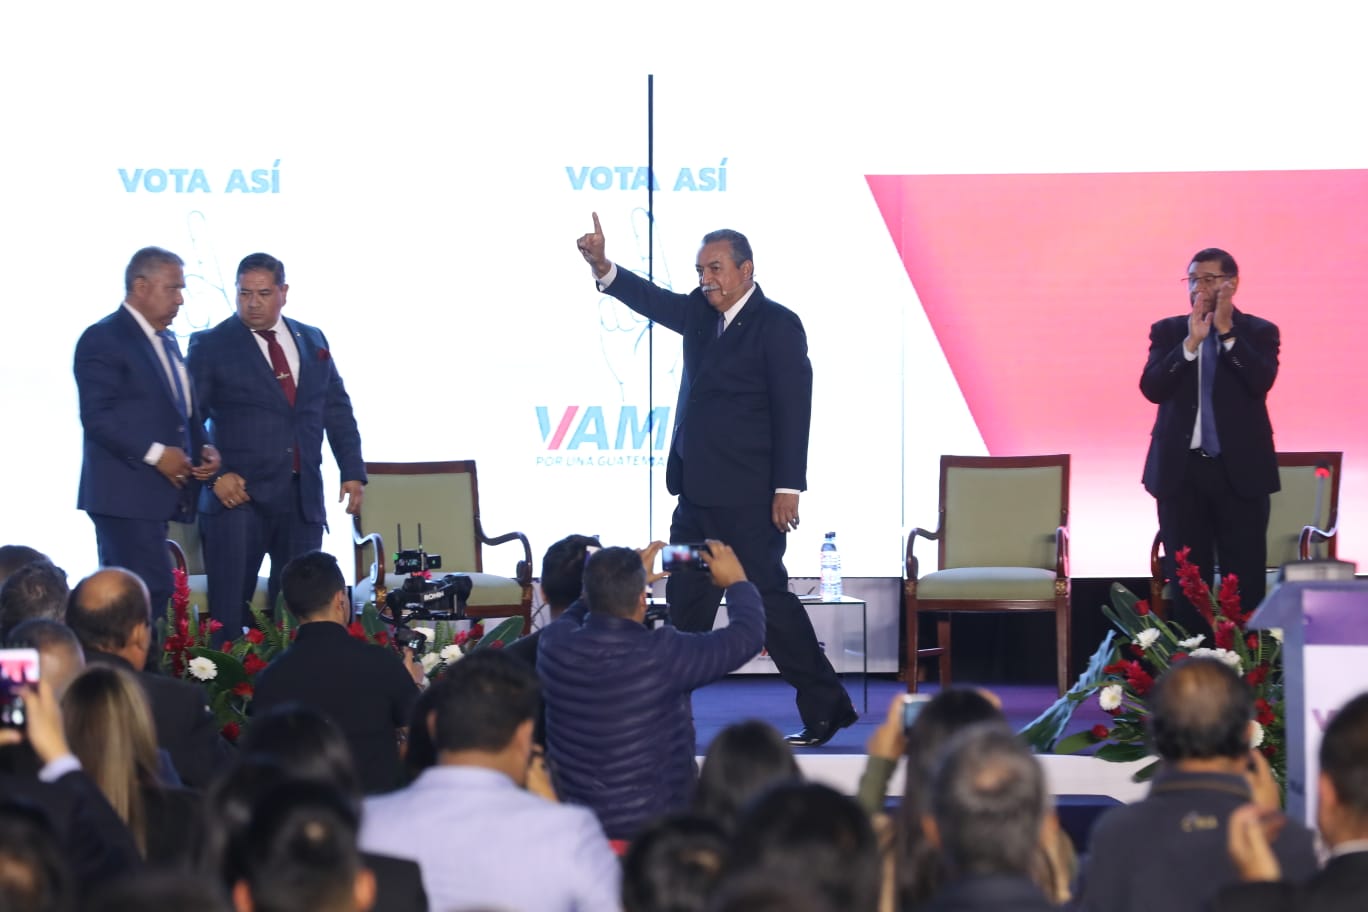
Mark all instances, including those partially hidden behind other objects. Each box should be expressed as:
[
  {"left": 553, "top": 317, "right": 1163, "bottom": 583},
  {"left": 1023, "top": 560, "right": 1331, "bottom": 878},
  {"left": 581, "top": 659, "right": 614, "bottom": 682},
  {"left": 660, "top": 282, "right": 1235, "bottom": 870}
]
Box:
[
  {"left": 187, "top": 315, "right": 365, "bottom": 635},
  {"left": 1141, "top": 308, "right": 1279, "bottom": 621},
  {"left": 602, "top": 268, "right": 849, "bottom": 728},
  {"left": 85, "top": 650, "right": 235, "bottom": 789},
  {"left": 251, "top": 622, "right": 419, "bottom": 794},
  {"left": 75, "top": 306, "right": 209, "bottom": 618}
]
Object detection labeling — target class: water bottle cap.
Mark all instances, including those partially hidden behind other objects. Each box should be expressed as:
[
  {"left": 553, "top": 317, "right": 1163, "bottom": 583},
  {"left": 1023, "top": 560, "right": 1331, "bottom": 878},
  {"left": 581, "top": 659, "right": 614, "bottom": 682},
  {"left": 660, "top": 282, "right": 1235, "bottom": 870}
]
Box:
[{"left": 825, "top": 532, "right": 835, "bottom": 538}]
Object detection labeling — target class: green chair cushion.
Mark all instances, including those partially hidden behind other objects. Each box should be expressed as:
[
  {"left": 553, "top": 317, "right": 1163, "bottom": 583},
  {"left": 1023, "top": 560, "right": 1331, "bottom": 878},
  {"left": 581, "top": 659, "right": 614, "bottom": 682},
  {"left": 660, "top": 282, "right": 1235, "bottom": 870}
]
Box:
[{"left": 916, "top": 567, "right": 1059, "bottom": 601}]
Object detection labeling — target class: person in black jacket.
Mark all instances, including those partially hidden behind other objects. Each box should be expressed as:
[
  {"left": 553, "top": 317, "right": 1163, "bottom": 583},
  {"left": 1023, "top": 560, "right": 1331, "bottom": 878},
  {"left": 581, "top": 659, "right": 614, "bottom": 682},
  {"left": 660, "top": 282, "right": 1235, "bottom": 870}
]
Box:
[
  {"left": 251, "top": 551, "right": 423, "bottom": 794},
  {"left": 66, "top": 567, "right": 234, "bottom": 788}
]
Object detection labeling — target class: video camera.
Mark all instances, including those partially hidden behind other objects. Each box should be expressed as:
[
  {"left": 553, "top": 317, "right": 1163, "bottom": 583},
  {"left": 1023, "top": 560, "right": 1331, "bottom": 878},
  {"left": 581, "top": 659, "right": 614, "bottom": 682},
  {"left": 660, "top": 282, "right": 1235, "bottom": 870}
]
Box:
[{"left": 381, "top": 524, "right": 473, "bottom": 624}]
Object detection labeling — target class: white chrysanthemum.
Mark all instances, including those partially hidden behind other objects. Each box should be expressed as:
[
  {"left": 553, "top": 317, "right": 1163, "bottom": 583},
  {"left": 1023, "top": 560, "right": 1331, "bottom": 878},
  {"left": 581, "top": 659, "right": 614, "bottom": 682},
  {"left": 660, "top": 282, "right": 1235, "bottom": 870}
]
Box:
[
  {"left": 1135, "top": 628, "right": 1161, "bottom": 650},
  {"left": 188, "top": 657, "right": 218, "bottom": 681},
  {"left": 1189, "top": 647, "right": 1243, "bottom": 674},
  {"left": 1099, "top": 684, "right": 1124, "bottom": 711},
  {"left": 1270, "top": 628, "right": 1284, "bottom": 644},
  {"left": 1249, "top": 721, "right": 1265, "bottom": 749},
  {"left": 1178, "top": 635, "right": 1206, "bottom": 650},
  {"left": 420, "top": 652, "right": 442, "bottom": 674},
  {"left": 440, "top": 644, "right": 464, "bottom": 663}
]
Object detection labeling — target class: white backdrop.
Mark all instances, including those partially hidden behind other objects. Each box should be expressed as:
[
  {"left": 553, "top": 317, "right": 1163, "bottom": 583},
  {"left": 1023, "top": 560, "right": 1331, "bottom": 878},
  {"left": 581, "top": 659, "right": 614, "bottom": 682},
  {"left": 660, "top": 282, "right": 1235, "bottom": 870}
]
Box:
[{"left": 2, "top": 1, "right": 1365, "bottom": 585}]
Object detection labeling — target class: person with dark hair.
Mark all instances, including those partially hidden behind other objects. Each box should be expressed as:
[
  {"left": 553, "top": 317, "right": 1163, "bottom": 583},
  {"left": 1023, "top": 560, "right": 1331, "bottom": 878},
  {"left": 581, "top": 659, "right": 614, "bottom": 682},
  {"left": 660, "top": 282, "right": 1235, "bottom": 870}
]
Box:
[
  {"left": 75, "top": 246, "right": 221, "bottom": 622},
  {"left": 505, "top": 533, "right": 600, "bottom": 672},
  {"left": 721, "top": 782, "right": 880, "bottom": 912},
  {"left": 86, "top": 871, "right": 232, "bottom": 912},
  {"left": 6, "top": 619, "right": 84, "bottom": 700},
  {"left": 577, "top": 216, "right": 855, "bottom": 746},
  {"left": 0, "top": 545, "right": 47, "bottom": 586},
  {"left": 66, "top": 568, "right": 233, "bottom": 788},
  {"left": 225, "top": 781, "right": 375, "bottom": 912},
  {"left": 918, "top": 724, "right": 1055, "bottom": 912},
  {"left": 362, "top": 649, "right": 619, "bottom": 912},
  {"left": 0, "top": 560, "right": 69, "bottom": 639},
  {"left": 538, "top": 542, "right": 764, "bottom": 841},
  {"left": 693, "top": 720, "right": 801, "bottom": 833},
  {"left": 187, "top": 252, "right": 366, "bottom": 642},
  {"left": 1077, "top": 657, "right": 1316, "bottom": 912},
  {"left": 622, "top": 814, "right": 728, "bottom": 912},
  {"left": 0, "top": 805, "right": 76, "bottom": 912},
  {"left": 1217, "top": 690, "right": 1368, "bottom": 911},
  {"left": 251, "top": 551, "right": 423, "bottom": 794},
  {"left": 1142, "top": 247, "right": 1280, "bottom": 623}
]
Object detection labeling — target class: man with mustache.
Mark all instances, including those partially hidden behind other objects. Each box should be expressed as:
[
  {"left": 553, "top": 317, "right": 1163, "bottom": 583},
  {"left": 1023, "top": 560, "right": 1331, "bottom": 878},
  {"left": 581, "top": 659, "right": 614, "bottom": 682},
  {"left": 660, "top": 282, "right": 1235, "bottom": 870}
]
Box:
[
  {"left": 1141, "top": 248, "right": 1280, "bottom": 627},
  {"left": 576, "top": 214, "right": 855, "bottom": 746}
]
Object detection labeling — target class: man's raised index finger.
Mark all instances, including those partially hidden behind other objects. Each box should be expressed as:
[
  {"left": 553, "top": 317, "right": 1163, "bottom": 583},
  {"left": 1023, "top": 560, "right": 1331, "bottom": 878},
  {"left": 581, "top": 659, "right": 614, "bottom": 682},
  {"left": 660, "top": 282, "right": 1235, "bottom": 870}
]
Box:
[{"left": 591, "top": 211, "right": 602, "bottom": 234}]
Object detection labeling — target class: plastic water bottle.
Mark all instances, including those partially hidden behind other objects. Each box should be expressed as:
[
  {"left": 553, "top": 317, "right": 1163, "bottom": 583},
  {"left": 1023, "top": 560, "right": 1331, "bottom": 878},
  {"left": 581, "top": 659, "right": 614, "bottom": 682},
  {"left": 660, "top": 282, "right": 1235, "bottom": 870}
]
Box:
[{"left": 820, "top": 532, "right": 843, "bottom": 601}]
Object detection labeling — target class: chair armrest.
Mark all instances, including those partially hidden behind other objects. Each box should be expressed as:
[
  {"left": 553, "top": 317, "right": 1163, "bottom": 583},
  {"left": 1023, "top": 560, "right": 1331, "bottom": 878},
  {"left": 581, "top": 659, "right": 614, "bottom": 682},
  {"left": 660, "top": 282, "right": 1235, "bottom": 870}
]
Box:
[
  {"left": 167, "top": 539, "right": 188, "bottom": 575},
  {"left": 475, "top": 520, "right": 534, "bottom": 587},
  {"left": 1299, "top": 524, "right": 1338, "bottom": 560},
  {"left": 1055, "top": 526, "right": 1070, "bottom": 578},
  {"left": 1149, "top": 530, "right": 1164, "bottom": 583},
  {"left": 351, "top": 517, "right": 387, "bottom": 586},
  {"left": 905, "top": 527, "right": 940, "bottom": 581}
]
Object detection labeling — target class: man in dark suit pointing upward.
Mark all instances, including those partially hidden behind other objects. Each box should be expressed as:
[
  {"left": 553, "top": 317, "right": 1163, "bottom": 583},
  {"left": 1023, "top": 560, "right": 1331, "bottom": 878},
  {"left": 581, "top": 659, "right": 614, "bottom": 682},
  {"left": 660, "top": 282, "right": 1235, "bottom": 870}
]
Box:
[{"left": 576, "top": 213, "right": 855, "bottom": 745}]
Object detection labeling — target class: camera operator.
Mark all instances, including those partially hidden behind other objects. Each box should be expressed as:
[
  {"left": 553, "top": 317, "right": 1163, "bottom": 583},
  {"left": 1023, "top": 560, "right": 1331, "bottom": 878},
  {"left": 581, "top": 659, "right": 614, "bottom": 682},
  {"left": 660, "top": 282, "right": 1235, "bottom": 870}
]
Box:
[{"left": 536, "top": 540, "right": 765, "bottom": 841}]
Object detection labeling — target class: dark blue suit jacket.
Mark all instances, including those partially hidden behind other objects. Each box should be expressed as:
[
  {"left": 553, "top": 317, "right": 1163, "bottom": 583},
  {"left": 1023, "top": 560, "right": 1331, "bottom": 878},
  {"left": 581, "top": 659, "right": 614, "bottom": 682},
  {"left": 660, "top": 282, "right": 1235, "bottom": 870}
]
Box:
[
  {"left": 75, "top": 306, "right": 207, "bottom": 521},
  {"left": 603, "top": 269, "right": 812, "bottom": 507},
  {"left": 187, "top": 315, "right": 365, "bottom": 523},
  {"left": 1140, "top": 308, "right": 1280, "bottom": 500}
]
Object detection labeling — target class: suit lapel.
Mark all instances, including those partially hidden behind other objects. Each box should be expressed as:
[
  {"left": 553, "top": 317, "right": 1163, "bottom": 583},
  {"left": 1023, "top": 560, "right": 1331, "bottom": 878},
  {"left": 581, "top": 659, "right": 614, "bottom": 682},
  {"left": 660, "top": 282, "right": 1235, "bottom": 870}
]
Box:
[
  {"left": 286, "top": 318, "right": 315, "bottom": 402},
  {"left": 693, "top": 284, "right": 766, "bottom": 390},
  {"left": 116, "top": 307, "right": 180, "bottom": 413},
  {"left": 231, "top": 317, "right": 293, "bottom": 406}
]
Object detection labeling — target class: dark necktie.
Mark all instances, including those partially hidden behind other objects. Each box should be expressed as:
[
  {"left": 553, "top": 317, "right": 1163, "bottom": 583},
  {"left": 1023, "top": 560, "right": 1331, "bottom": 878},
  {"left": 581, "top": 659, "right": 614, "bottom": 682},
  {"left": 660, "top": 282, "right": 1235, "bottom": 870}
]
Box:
[
  {"left": 255, "top": 329, "right": 297, "bottom": 407},
  {"left": 158, "top": 331, "right": 192, "bottom": 452},
  {"left": 1199, "top": 330, "right": 1221, "bottom": 456},
  {"left": 717, "top": 313, "right": 725, "bottom": 337},
  {"left": 256, "top": 329, "right": 300, "bottom": 471}
]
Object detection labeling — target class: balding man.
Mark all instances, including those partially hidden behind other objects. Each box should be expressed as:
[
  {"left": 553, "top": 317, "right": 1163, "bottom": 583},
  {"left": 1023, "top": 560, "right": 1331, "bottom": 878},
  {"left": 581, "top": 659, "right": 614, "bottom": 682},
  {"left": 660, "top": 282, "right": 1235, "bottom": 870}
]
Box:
[
  {"left": 1077, "top": 657, "right": 1317, "bottom": 912},
  {"left": 66, "top": 568, "right": 233, "bottom": 787}
]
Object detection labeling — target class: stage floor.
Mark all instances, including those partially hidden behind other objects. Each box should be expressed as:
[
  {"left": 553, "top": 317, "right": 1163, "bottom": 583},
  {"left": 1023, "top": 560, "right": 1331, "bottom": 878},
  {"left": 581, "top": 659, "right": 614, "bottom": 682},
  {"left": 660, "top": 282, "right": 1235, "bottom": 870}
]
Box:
[{"left": 692, "top": 675, "right": 1151, "bottom": 805}]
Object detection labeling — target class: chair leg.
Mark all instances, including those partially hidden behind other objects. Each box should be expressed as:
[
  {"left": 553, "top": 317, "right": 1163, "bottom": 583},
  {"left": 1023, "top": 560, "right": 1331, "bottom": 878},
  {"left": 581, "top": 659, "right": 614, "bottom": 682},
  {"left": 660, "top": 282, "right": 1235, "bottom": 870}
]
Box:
[
  {"left": 937, "top": 618, "right": 952, "bottom": 689},
  {"left": 1055, "top": 598, "right": 1071, "bottom": 696},
  {"left": 906, "top": 598, "right": 919, "bottom": 694}
]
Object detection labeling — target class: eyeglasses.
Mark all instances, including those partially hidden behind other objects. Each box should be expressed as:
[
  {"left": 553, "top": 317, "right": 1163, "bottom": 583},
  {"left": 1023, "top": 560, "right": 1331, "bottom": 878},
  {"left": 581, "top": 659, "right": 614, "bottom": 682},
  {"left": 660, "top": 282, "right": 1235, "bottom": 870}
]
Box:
[{"left": 1183, "top": 274, "right": 1233, "bottom": 287}]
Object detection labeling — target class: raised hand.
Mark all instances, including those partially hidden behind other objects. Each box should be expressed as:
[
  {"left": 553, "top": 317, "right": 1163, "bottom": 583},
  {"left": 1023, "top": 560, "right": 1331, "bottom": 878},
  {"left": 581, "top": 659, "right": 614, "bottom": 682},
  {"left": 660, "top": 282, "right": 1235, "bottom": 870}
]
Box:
[
  {"left": 1186, "top": 290, "right": 1214, "bottom": 354},
  {"left": 576, "top": 212, "right": 611, "bottom": 278}
]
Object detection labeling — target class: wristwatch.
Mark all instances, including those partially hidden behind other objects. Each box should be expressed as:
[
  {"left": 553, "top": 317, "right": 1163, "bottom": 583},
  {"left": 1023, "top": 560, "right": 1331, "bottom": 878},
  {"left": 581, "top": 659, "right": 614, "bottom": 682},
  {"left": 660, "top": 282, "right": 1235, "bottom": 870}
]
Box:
[{"left": 1218, "top": 329, "right": 1237, "bottom": 342}]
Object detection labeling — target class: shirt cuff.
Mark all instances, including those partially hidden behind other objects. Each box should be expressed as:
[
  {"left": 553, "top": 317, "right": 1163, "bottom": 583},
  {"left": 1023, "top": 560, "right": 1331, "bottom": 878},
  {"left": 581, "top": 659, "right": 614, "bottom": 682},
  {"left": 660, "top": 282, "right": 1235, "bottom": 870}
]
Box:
[
  {"left": 38, "top": 754, "right": 82, "bottom": 782},
  {"left": 595, "top": 262, "right": 619, "bottom": 290},
  {"left": 1222, "top": 337, "right": 1235, "bottom": 351},
  {"left": 775, "top": 488, "right": 801, "bottom": 495},
  {"left": 1182, "top": 345, "right": 1197, "bottom": 362},
  {"left": 144, "top": 442, "right": 166, "bottom": 466}
]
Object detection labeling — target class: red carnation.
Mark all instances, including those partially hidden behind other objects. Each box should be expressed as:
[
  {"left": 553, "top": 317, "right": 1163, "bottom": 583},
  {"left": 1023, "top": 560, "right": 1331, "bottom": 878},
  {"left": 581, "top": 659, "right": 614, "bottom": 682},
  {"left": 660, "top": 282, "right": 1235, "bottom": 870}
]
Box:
[
  {"left": 454, "top": 630, "right": 471, "bottom": 647},
  {"left": 1215, "top": 619, "right": 1238, "bottom": 651},
  {"left": 1091, "top": 724, "right": 1110, "bottom": 740},
  {"left": 1129, "top": 644, "right": 1145, "bottom": 658},
  {"left": 1246, "top": 665, "right": 1269, "bottom": 686},
  {"left": 1103, "top": 662, "right": 1127, "bottom": 676},
  {"left": 1246, "top": 633, "right": 1260, "bottom": 651},
  {"left": 1260, "top": 744, "right": 1277, "bottom": 758},
  {"left": 1122, "top": 661, "right": 1155, "bottom": 696},
  {"left": 471, "top": 623, "right": 485, "bottom": 638},
  {"left": 243, "top": 653, "right": 269, "bottom": 676},
  {"left": 1106, "top": 707, "right": 1123, "bottom": 717},
  {"left": 246, "top": 629, "right": 266, "bottom": 645},
  {"left": 347, "top": 621, "right": 366, "bottom": 640},
  {"left": 208, "top": 619, "right": 224, "bottom": 633},
  {"left": 374, "top": 630, "right": 390, "bottom": 647},
  {"left": 232, "top": 682, "right": 254, "bottom": 697},
  {"left": 1135, "top": 600, "right": 1151, "bottom": 617},
  {"left": 221, "top": 722, "right": 241, "bottom": 742},
  {"left": 1255, "top": 698, "right": 1276, "bottom": 726}
]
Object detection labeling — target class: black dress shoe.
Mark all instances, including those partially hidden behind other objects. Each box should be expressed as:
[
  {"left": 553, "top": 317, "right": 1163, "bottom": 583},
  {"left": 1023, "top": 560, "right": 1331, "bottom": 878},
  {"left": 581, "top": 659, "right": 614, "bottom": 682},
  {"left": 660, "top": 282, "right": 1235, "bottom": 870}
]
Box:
[{"left": 784, "top": 705, "right": 859, "bottom": 747}]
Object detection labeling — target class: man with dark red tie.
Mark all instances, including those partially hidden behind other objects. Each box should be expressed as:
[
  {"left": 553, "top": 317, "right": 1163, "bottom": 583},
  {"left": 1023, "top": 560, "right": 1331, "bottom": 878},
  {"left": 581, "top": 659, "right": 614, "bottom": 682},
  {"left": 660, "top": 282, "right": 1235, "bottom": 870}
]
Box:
[{"left": 187, "top": 253, "right": 366, "bottom": 641}]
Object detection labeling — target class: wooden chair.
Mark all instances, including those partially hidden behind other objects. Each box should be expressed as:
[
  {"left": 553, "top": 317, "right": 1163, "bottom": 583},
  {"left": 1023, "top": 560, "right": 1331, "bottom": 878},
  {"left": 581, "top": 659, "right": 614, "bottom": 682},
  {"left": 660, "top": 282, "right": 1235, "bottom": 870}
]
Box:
[
  {"left": 165, "top": 520, "right": 271, "bottom": 620},
  {"left": 1149, "top": 451, "right": 1342, "bottom": 617},
  {"left": 905, "top": 454, "right": 1072, "bottom": 694},
  {"left": 351, "top": 461, "right": 532, "bottom": 629}
]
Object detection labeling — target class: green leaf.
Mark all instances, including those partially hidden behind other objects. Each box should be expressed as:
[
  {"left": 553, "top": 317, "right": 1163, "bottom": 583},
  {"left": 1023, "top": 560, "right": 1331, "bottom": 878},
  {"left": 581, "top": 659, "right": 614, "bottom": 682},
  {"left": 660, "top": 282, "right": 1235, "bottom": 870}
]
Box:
[
  {"left": 475, "top": 616, "right": 525, "bottom": 648},
  {"left": 1131, "top": 759, "right": 1161, "bottom": 782},
  {"left": 186, "top": 647, "right": 250, "bottom": 691},
  {"left": 1020, "top": 630, "right": 1117, "bottom": 751},
  {"left": 1053, "top": 730, "right": 1102, "bottom": 755},
  {"left": 1096, "top": 742, "right": 1152, "bottom": 763}
]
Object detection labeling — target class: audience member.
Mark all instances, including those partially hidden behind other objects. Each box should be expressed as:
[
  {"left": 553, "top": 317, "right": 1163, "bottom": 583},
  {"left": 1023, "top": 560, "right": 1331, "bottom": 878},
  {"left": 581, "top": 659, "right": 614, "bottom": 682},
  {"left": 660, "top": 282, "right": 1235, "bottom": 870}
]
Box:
[
  {"left": 692, "top": 720, "right": 801, "bottom": 833},
  {"left": 1077, "top": 656, "right": 1318, "bottom": 912},
  {"left": 6, "top": 619, "right": 85, "bottom": 700},
  {"left": 251, "top": 551, "right": 423, "bottom": 794},
  {"left": 225, "top": 781, "right": 375, "bottom": 912},
  {"left": 86, "top": 871, "right": 232, "bottom": 912},
  {"left": 240, "top": 705, "right": 428, "bottom": 912},
  {"left": 506, "top": 533, "right": 601, "bottom": 671},
  {"left": 722, "top": 781, "right": 880, "bottom": 912},
  {"left": 0, "top": 804, "right": 75, "bottom": 912},
  {"left": 622, "top": 814, "right": 728, "bottom": 912},
  {"left": 66, "top": 567, "right": 233, "bottom": 788},
  {"left": 706, "top": 874, "right": 834, "bottom": 912},
  {"left": 1216, "top": 690, "right": 1368, "bottom": 912},
  {"left": 61, "top": 664, "right": 202, "bottom": 866},
  {"left": 0, "top": 560, "right": 68, "bottom": 639},
  {"left": 538, "top": 542, "right": 764, "bottom": 840},
  {"left": 361, "top": 648, "right": 620, "bottom": 912},
  {"left": 0, "top": 545, "right": 46, "bottom": 586}
]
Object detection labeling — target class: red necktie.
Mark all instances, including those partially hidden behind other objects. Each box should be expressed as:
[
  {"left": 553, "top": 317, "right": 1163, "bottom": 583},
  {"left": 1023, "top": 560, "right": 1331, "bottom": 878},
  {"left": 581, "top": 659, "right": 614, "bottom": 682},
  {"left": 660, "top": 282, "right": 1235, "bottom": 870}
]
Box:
[
  {"left": 255, "top": 330, "right": 297, "bottom": 406},
  {"left": 256, "top": 329, "right": 300, "bottom": 472}
]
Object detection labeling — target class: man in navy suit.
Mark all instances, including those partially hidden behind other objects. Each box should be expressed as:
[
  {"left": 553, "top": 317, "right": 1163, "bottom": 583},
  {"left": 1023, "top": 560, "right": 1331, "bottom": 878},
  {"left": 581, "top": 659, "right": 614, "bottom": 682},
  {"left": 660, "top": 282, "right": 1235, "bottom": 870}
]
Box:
[
  {"left": 75, "top": 246, "right": 220, "bottom": 619},
  {"left": 576, "top": 214, "right": 855, "bottom": 746},
  {"left": 1141, "top": 248, "right": 1280, "bottom": 625},
  {"left": 187, "top": 253, "right": 366, "bottom": 640}
]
